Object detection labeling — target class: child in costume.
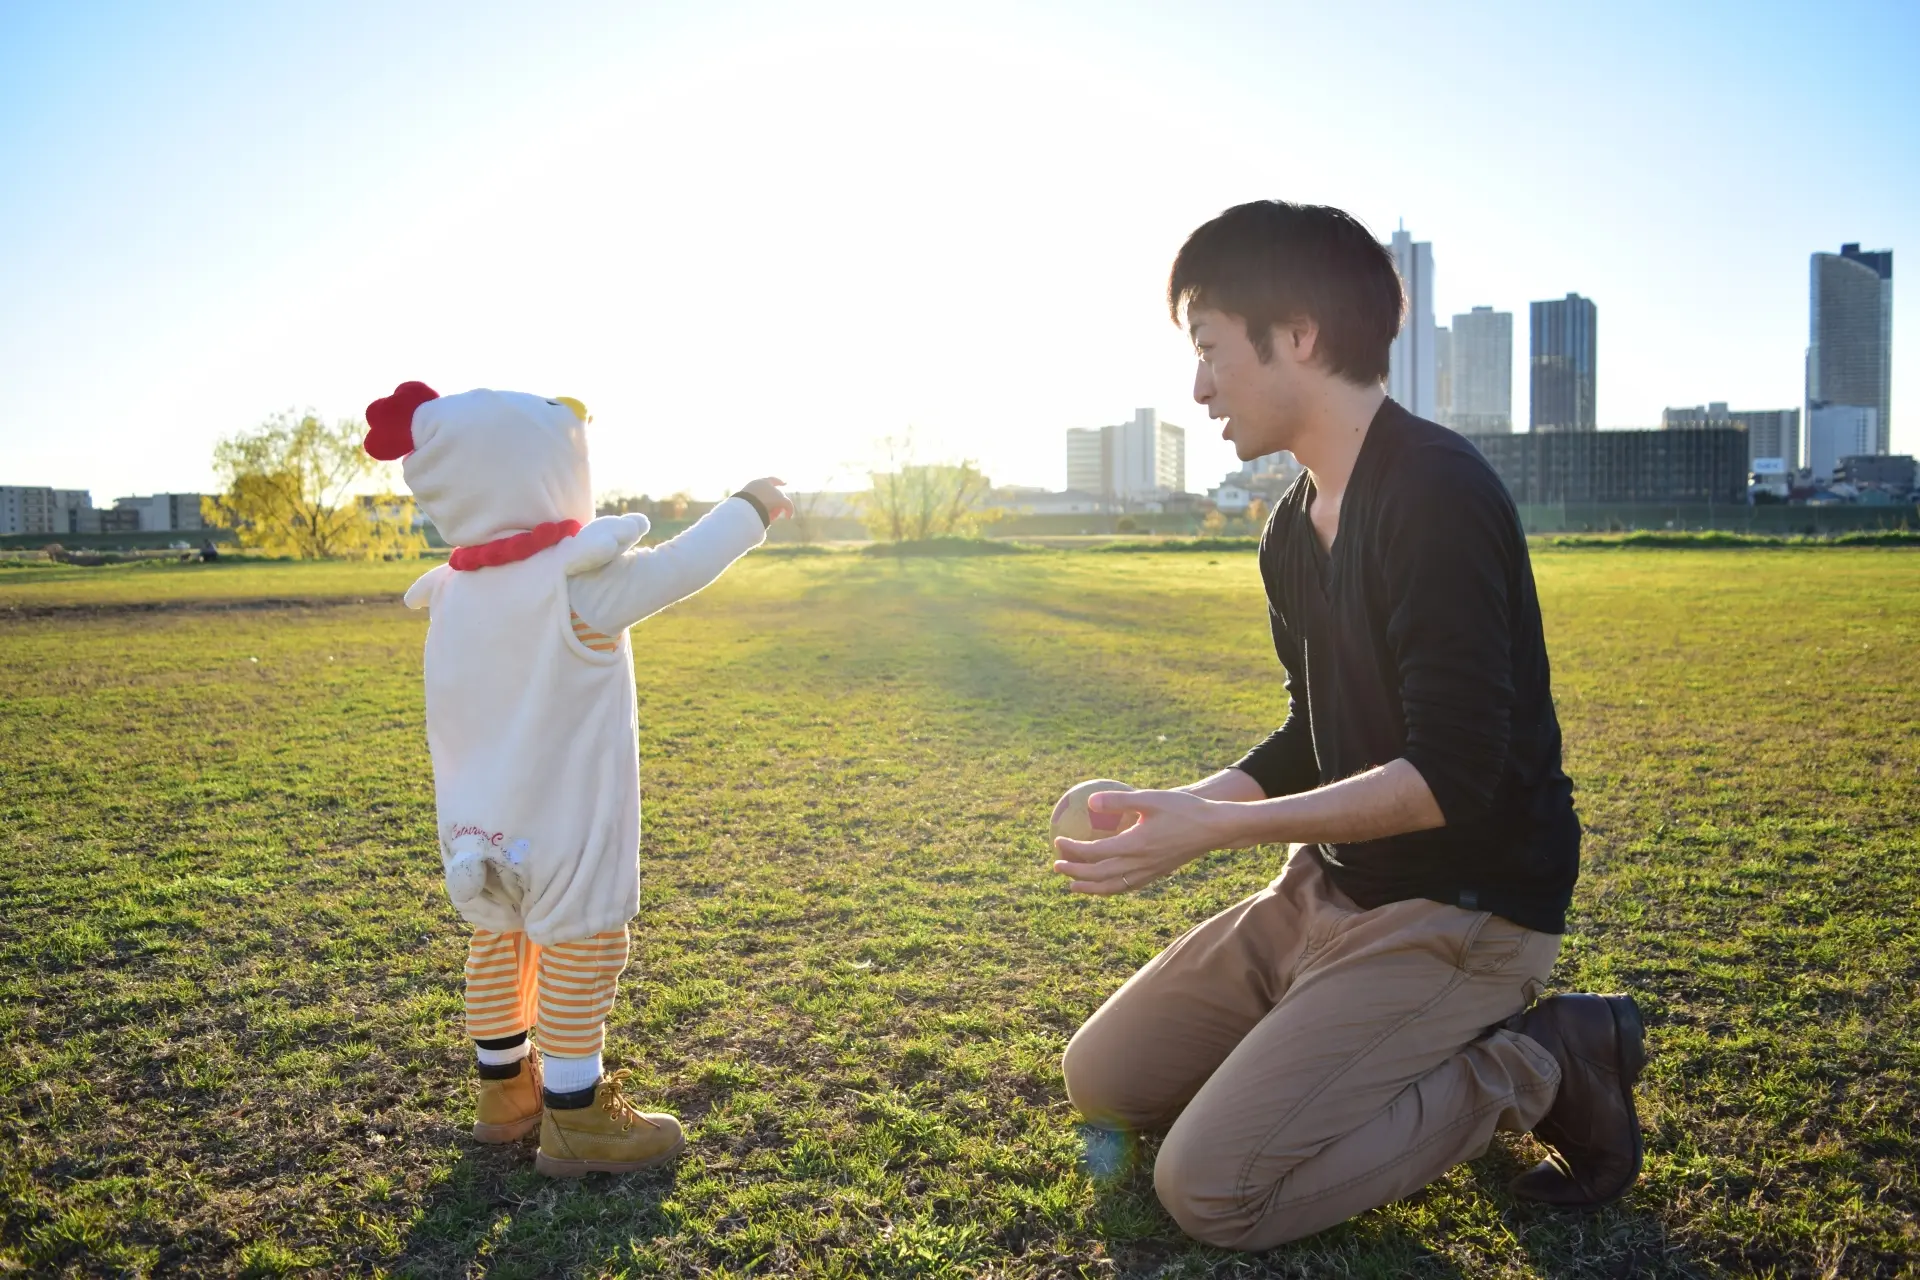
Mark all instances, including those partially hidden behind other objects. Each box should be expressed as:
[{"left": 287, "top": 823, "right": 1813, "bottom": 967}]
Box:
[{"left": 364, "top": 381, "right": 789, "bottom": 1176}]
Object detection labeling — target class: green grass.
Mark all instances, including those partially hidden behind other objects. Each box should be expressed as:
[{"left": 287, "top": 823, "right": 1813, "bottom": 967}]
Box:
[
  {"left": 2, "top": 550, "right": 1916, "bottom": 1278},
  {"left": 0, "top": 557, "right": 428, "bottom": 607},
  {"left": 1539, "top": 530, "right": 1920, "bottom": 549}
]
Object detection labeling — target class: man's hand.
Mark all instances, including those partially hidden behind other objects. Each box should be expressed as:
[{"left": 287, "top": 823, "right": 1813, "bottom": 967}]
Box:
[
  {"left": 740, "top": 476, "right": 794, "bottom": 522},
  {"left": 1051, "top": 789, "right": 1256, "bottom": 894},
  {"left": 1049, "top": 762, "right": 1445, "bottom": 896}
]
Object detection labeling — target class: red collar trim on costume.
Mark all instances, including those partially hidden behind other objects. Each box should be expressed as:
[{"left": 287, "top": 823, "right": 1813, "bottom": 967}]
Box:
[{"left": 449, "top": 519, "right": 582, "bottom": 571}]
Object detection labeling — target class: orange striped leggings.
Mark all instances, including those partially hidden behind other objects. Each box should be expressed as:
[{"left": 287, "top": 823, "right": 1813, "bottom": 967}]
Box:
[{"left": 463, "top": 927, "right": 630, "bottom": 1058}]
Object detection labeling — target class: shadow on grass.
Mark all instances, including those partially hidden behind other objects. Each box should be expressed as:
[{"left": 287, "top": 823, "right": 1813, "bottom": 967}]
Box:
[
  {"left": 393, "top": 1136, "right": 682, "bottom": 1279},
  {"left": 1081, "top": 1129, "right": 1699, "bottom": 1280},
  {"left": 1087, "top": 1166, "right": 1480, "bottom": 1280},
  {"left": 1458, "top": 1146, "right": 1702, "bottom": 1280}
]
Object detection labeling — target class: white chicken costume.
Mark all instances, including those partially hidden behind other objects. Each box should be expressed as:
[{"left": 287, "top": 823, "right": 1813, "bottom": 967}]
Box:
[{"left": 365, "top": 381, "right": 768, "bottom": 1120}]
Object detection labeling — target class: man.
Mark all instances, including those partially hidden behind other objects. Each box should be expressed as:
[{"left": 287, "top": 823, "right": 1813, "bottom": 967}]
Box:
[{"left": 1053, "top": 201, "right": 1645, "bottom": 1251}]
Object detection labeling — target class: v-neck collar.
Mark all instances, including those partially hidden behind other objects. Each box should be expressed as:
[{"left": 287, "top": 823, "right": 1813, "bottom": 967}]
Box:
[{"left": 1302, "top": 398, "right": 1395, "bottom": 589}]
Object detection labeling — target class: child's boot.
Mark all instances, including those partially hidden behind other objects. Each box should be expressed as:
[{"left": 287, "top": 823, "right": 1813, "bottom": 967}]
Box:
[
  {"left": 473, "top": 1054, "right": 544, "bottom": 1143},
  {"left": 536, "top": 1069, "right": 685, "bottom": 1176}
]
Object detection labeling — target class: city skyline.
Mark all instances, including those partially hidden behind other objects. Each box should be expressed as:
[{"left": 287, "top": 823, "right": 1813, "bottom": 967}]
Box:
[{"left": 2, "top": 2, "right": 1915, "bottom": 500}]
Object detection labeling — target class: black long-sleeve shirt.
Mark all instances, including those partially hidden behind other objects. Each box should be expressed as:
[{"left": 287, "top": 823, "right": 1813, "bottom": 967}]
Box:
[{"left": 1233, "top": 398, "right": 1580, "bottom": 934}]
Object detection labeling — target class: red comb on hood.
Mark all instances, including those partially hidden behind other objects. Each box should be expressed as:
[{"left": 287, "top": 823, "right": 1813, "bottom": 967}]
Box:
[{"left": 364, "top": 381, "right": 440, "bottom": 460}]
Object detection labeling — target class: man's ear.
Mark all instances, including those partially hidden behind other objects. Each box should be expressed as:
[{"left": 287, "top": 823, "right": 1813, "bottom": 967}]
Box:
[{"left": 1285, "top": 318, "right": 1321, "bottom": 366}]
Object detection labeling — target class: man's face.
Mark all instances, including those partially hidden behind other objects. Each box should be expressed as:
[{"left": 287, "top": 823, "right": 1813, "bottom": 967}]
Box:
[{"left": 1188, "top": 307, "right": 1311, "bottom": 461}]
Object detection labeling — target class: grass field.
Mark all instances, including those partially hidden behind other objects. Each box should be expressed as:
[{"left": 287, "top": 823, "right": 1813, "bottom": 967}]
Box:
[{"left": 3, "top": 548, "right": 1916, "bottom": 1278}]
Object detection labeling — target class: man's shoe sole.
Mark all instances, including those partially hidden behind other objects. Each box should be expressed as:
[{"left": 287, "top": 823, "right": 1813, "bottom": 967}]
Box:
[
  {"left": 472, "top": 1115, "right": 542, "bottom": 1144},
  {"left": 535, "top": 1136, "right": 687, "bottom": 1178}
]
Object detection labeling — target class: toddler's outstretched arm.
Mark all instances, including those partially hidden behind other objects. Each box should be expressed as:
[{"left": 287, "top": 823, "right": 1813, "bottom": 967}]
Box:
[{"left": 567, "top": 480, "right": 788, "bottom": 635}]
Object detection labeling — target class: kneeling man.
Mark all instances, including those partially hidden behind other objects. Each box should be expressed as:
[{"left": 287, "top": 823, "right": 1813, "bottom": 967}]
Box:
[{"left": 1054, "top": 200, "right": 1645, "bottom": 1251}]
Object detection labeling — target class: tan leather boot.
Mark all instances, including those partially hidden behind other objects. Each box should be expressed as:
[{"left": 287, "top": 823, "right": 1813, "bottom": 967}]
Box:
[
  {"left": 536, "top": 1070, "right": 685, "bottom": 1177},
  {"left": 473, "top": 1054, "right": 543, "bottom": 1143}
]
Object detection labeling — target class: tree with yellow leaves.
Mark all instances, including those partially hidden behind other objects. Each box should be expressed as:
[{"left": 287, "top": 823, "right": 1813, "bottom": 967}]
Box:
[{"left": 202, "top": 412, "right": 426, "bottom": 559}]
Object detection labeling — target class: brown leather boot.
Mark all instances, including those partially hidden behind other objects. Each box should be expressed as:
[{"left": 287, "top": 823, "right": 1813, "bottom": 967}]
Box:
[
  {"left": 473, "top": 1054, "right": 543, "bottom": 1143},
  {"left": 535, "top": 1070, "right": 685, "bottom": 1177},
  {"left": 1505, "top": 993, "right": 1646, "bottom": 1207}
]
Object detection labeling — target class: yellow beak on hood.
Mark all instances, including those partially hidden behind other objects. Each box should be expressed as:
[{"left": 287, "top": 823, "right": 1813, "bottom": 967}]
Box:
[{"left": 554, "top": 396, "right": 589, "bottom": 423}]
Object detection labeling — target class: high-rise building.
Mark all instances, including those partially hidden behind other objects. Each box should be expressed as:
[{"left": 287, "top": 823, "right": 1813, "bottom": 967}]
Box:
[
  {"left": 1434, "top": 326, "right": 1453, "bottom": 427},
  {"left": 1114, "top": 408, "right": 1184, "bottom": 500},
  {"left": 1385, "top": 227, "right": 1438, "bottom": 419},
  {"left": 1807, "top": 403, "right": 1878, "bottom": 481},
  {"left": 1530, "top": 294, "right": 1597, "bottom": 432},
  {"left": 1808, "top": 243, "right": 1892, "bottom": 453},
  {"left": 1662, "top": 403, "right": 1801, "bottom": 471},
  {"left": 1450, "top": 307, "right": 1513, "bottom": 434},
  {"left": 1063, "top": 410, "right": 1185, "bottom": 504},
  {"left": 1066, "top": 428, "right": 1106, "bottom": 496}
]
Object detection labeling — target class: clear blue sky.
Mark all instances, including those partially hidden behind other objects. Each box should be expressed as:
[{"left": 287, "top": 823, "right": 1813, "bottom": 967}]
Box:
[{"left": 3, "top": 0, "right": 1915, "bottom": 501}]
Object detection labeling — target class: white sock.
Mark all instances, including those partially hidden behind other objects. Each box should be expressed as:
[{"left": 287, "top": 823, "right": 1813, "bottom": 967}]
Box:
[
  {"left": 542, "top": 1051, "right": 602, "bottom": 1095},
  {"left": 475, "top": 1039, "right": 530, "bottom": 1067}
]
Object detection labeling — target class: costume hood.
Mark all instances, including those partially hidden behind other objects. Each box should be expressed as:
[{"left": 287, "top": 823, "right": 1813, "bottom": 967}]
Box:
[{"left": 365, "top": 382, "right": 596, "bottom": 547}]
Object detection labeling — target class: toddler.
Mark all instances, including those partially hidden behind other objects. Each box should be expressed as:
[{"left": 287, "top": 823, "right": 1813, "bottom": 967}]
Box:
[{"left": 365, "top": 380, "right": 789, "bottom": 1176}]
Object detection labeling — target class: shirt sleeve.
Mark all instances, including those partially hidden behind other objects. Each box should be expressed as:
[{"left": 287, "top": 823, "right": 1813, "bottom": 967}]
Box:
[
  {"left": 566, "top": 497, "right": 767, "bottom": 635},
  {"left": 1230, "top": 606, "right": 1321, "bottom": 798},
  {"left": 1380, "top": 445, "right": 1518, "bottom": 825}
]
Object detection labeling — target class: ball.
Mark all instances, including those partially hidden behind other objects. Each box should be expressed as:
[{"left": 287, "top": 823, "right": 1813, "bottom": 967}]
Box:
[{"left": 1050, "top": 778, "right": 1139, "bottom": 844}]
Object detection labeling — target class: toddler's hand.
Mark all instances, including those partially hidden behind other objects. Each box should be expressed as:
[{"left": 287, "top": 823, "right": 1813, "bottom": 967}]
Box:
[{"left": 740, "top": 477, "right": 794, "bottom": 522}]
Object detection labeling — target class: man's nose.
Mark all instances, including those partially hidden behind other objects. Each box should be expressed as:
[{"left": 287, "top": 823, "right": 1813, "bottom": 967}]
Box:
[{"left": 1193, "top": 362, "right": 1213, "bottom": 405}]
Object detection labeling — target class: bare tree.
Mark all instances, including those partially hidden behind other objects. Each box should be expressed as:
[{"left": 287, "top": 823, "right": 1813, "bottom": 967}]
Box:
[
  {"left": 790, "top": 471, "right": 851, "bottom": 545},
  {"left": 861, "top": 434, "right": 999, "bottom": 543}
]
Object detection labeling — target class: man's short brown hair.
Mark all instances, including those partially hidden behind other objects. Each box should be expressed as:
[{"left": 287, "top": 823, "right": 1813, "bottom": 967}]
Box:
[{"left": 1168, "top": 201, "right": 1403, "bottom": 385}]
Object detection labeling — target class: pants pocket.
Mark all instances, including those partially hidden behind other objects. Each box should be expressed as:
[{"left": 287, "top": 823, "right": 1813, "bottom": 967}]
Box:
[{"left": 1455, "top": 911, "right": 1535, "bottom": 976}]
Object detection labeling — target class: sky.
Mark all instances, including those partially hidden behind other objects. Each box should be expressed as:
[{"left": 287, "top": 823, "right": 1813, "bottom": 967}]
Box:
[{"left": 2, "top": 0, "right": 1916, "bottom": 502}]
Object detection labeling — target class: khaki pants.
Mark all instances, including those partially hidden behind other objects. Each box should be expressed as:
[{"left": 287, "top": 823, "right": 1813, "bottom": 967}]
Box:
[{"left": 1063, "top": 849, "right": 1563, "bottom": 1251}]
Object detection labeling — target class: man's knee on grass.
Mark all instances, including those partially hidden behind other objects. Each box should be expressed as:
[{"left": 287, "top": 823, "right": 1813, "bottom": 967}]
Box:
[
  {"left": 1152, "top": 1121, "right": 1339, "bottom": 1252},
  {"left": 1152, "top": 1123, "right": 1270, "bottom": 1251},
  {"left": 1062, "top": 1016, "right": 1168, "bottom": 1132}
]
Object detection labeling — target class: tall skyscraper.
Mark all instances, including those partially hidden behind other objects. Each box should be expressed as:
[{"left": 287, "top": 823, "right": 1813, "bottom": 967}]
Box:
[
  {"left": 1450, "top": 307, "right": 1513, "bottom": 434},
  {"left": 1385, "top": 227, "right": 1438, "bottom": 419},
  {"left": 1530, "top": 294, "right": 1597, "bottom": 432},
  {"left": 1434, "top": 326, "right": 1453, "bottom": 427},
  {"left": 1112, "top": 408, "right": 1184, "bottom": 499},
  {"left": 1808, "top": 243, "right": 1893, "bottom": 454}
]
